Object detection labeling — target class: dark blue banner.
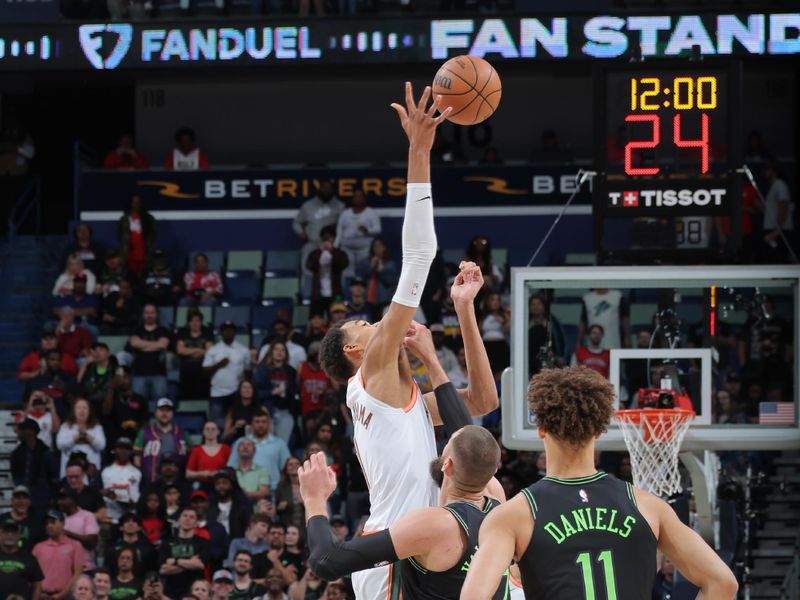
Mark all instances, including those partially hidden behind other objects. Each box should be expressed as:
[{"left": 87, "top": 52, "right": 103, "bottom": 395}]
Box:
[
  {"left": 78, "top": 165, "right": 593, "bottom": 213},
  {"left": 0, "top": 0, "right": 59, "bottom": 23}
]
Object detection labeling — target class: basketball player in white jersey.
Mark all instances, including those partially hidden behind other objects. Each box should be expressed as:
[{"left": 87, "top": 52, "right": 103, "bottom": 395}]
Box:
[{"left": 319, "top": 83, "right": 499, "bottom": 600}]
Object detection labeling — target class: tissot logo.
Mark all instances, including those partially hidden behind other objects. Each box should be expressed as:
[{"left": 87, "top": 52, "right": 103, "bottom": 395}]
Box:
[
  {"left": 608, "top": 188, "right": 726, "bottom": 208},
  {"left": 79, "top": 24, "right": 133, "bottom": 70}
]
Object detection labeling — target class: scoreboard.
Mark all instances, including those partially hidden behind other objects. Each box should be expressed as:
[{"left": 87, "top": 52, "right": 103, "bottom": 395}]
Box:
[{"left": 593, "top": 60, "right": 743, "bottom": 261}]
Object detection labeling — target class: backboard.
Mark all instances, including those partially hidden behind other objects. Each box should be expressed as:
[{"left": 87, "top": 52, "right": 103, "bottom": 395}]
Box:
[{"left": 503, "top": 265, "right": 800, "bottom": 451}]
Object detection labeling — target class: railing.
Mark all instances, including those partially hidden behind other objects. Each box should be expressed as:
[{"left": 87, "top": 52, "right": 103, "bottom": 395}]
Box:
[
  {"left": 7, "top": 176, "right": 42, "bottom": 240},
  {"left": 73, "top": 139, "right": 99, "bottom": 221},
  {"left": 779, "top": 532, "right": 800, "bottom": 600}
]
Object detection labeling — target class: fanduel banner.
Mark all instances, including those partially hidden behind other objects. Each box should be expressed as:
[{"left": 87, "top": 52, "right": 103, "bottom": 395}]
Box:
[
  {"left": 0, "top": 13, "right": 796, "bottom": 70},
  {"left": 78, "top": 166, "right": 592, "bottom": 213}
]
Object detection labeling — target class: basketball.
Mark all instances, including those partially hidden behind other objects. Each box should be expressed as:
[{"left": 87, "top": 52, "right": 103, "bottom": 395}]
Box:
[{"left": 432, "top": 55, "right": 502, "bottom": 126}]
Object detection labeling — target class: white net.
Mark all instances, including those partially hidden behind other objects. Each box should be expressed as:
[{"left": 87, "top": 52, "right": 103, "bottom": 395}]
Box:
[{"left": 616, "top": 409, "right": 695, "bottom": 498}]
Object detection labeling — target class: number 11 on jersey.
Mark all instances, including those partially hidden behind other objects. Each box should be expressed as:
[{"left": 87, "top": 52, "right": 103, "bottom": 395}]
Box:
[{"left": 575, "top": 550, "right": 618, "bottom": 600}]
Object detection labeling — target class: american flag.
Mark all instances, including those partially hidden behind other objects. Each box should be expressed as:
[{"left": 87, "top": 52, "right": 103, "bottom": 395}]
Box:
[{"left": 759, "top": 402, "right": 796, "bottom": 425}]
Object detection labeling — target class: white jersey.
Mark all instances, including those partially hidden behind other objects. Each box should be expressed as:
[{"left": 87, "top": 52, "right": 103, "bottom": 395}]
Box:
[{"left": 346, "top": 368, "right": 439, "bottom": 531}]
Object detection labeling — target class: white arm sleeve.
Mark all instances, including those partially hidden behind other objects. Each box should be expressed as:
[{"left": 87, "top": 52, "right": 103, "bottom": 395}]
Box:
[{"left": 392, "top": 183, "right": 436, "bottom": 308}]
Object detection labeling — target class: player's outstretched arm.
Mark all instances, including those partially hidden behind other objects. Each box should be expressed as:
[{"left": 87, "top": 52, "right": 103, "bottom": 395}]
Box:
[
  {"left": 461, "top": 495, "right": 530, "bottom": 600},
  {"left": 451, "top": 262, "right": 499, "bottom": 416},
  {"left": 299, "top": 452, "right": 449, "bottom": 580},
  {"left": 644, "top": 493, "right": 738, "bottom": 600},
  {"left": 361, "top": 83, "right": 451, "bottom": 384}
]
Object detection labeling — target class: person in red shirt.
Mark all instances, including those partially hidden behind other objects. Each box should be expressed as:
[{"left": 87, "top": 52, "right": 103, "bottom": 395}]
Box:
[
  {"left": 165, "top": 128, "right": 210, "bottom": 171},
  {"left": 118, "top": 194, "right": 157, "bottom": 277},
  {"left": 55, "top": 307, "right": 93, "bottom": 362},
  {"left": 297, "top": 341, "right": 333, "bottom": 438},
  {"left": 103, "top": 134, "right": 148, "bottom": 170},
  {"left": 186, "top": 421, "right": 232, "bottom": 487},
  {"left": 182, "top": 253, "right": 224, "bottom": 306},
  {"left": 570, "top": 324, "right": 610, "bottom": 379},
  {"left": 18, "top": 332, "right": 78, "bottom": 381}
]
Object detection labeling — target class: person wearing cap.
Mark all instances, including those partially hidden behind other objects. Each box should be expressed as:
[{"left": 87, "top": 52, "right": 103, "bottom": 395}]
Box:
[
  {"left": 158, "top": 507, "right": 210, "bottom": 599},
  {"left": 56, "top": 487, "right": 100, "bottom": 571},
  {"left": 142, "top": 250, "right": 181, "bottom": 307},
  {"left": 328, "top": 302, "right": 348, "bottom": 325},
  {"left": 52, "top": 254, "right": 96, "bottom": 297},
  {"left": 32, "top": 510, "right": 85, "bottom": 600},
  {"left": 335, "top": 188, "right": 381, "bottom": 279},
  {"left": 99, "top": 279, "right": 140, "bottom": 335},
  {"left": 146, "top": 451, "right": 191, "bottom": 504},
  {"left": 208, "top": 469, "right": 251, "bottom": 541},
  {"left": 96, "top": 249, "right": 127, "bottom": 297},
  {"left": 54, "top": 307, "right": 93, "bottom": 362},
  {"left": 127, "top": 303, "right": 171, "bottom": 405},
  {"left": 101, "top": 437, "right": 142, "bottom": 523},
  {"left": 17, "top": 331, "right": 78, "bottom": 382},
  {"left": 23, "top": 349, "right": 77, "bottom": 421},
  {"left": 306, "top": 225, "right": 349, "bottom": 318},
  {"left": 0, "top": 518, "right": 44, "bottom": 600},
  {"left": 188, "top": 489, "right": 228, "bottom": 570},
  {"left": 52, "top": 273, "right": 99, "bottom": 332},
  {"left": 0, "top": 485, "right": 45, "bottom": 550},
  {"left": 134, "top": 397, "right": 187, "bottom": 485},
  {"left": 182, "top": 253, "right": 224, "bottom": 306},
  {"left": 105, "top": 512, "right": 156, "bottom": 579},
  {"left": 11, "top": 418, "right": 57, "bottom": 521},
  {"left": 345, "top": 277, "right": 376, "bottom": 323},
  {"left": 211, "top": 570, "right": 234, "bottom": 600},
  {"left": 203, "top": 322, "right": 251, "bottom": 423}
]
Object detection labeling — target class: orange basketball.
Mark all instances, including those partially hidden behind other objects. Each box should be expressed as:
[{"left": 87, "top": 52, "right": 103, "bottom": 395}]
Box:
[{"left": 432, "top": 55, "right": 501, "bottom": 126}]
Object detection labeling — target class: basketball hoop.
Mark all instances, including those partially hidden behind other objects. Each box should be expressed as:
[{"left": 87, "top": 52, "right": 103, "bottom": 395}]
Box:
[{"left": 616, "top": 408, "right": 695, "bottom": 498}]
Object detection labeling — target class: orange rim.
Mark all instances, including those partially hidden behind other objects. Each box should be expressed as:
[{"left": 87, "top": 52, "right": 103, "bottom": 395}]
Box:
[{"left": 616, "top": 409, "right": 695, "bottom": 443}]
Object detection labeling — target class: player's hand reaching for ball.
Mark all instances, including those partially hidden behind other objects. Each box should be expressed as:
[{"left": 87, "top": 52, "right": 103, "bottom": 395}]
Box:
[
  {"left": 298, "top": 451, "right": 337, "bottom": 504},
  {"left": 391, "top": 82, "right": 452, "bottom": 151},
  {"left": 451, "top": 261, "right": 484, "bottom": 307}
]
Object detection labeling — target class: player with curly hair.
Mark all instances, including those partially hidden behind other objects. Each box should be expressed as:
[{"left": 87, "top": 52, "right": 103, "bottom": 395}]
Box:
[{"left": 461, "top": 366, "right": 738, "bottom": 600}]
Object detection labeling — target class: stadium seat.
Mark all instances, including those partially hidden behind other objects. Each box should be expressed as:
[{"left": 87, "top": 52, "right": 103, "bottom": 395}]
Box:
[
  {"left": 252, "top": 305, "right": 284, "bottom": 336},
  {"left": 98, "top": 335, "right": 128, "bottom": 355},
  {"left": 263, "top": 277, "right": 299, "bottom": 300},
  {"left": 564, "top": 253, "right": 597, "bottom": 265},
  {"left": 235, "top": 333, "right": 252, "bottom": 348},
  {"left": 214, "top": 305, "right": 251, "bottom": 331},
  {"left": 225, "top": 277, "right": 260, "bottom": 304},
  {"left": 266, "top": 250, "right": 300, "bottom": 273},
  {"left": 630, "top": 303, "right": 658, "bottom": 327},
  {"left": 158, "top": 306, "right": 175, "bottom": 330},
  {"left": 550, "top": 303, "right": 582, "bottom": 327},
  {"left": 491, "top": 247, "right": 508, "bottom": 269},
  {"left": 175, "top": 305, "right": 213, "bottom": 328},
  {"left": 227, "top": 250, "right": 263, "bottom": 277},
  {"left": 189, "top": 250, "right": 225, "bottom": 273},
  {"left": 292, "top": 304, "right": 310, "bottom": 329}
]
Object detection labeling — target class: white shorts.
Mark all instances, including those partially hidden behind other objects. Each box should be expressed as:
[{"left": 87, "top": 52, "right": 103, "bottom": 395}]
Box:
[{"left": 352, "top": 563, "right": 400, "bottom": 600}]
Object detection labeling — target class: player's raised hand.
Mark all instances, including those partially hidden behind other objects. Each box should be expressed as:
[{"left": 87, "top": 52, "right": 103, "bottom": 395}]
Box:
[
  {"left": 403, "top": 320, "right": 437, "bottom": 364},
  {"left": 451, "top": 261, "right": 485, "bottom": 306},
  {"left": 390, "top": 82, "right": 452, "bottom": 150},
  {"left": 298, "top": 451, "right": 337, "bottom": 503}
]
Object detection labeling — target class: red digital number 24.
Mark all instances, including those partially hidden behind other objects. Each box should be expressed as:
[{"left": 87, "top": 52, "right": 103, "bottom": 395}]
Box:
[{"left": 624, "top": 113, "right": 710, "bottom": 176}]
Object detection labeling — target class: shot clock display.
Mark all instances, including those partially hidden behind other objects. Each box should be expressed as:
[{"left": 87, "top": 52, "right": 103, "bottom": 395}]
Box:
[{"left": 593, "top": 61, "right": 742, "bottom": 261}]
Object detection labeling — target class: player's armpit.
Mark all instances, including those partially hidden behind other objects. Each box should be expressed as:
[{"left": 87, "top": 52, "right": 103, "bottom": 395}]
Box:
[
  {"left": 655, "top": 498, "right": 738, "bottom": 599},
  {"left": 461, "top": 498, "right": 526, "bottom": 600}
]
